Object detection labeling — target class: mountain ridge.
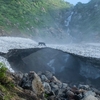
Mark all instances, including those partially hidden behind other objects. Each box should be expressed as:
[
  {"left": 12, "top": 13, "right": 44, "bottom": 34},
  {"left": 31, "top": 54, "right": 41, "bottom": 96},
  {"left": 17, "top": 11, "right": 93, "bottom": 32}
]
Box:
[{"left": 64, "top": 0, "right": 100, "bottom": 42}]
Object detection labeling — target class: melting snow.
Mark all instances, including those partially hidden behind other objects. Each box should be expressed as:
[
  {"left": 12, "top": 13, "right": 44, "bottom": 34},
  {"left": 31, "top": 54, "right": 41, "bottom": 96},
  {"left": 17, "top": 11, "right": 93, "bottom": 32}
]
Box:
[
  {"left": 0, "top": 36, "right": 37, "bottom": 53},
  {"left": 48, "top": 43, "right": 100, "bottom": 59},
  {"left": 0, "top": 37, "right": 100, "bottom": 58},
  {"left": 1, "top": 37, "right": 100, "bottom": 59},
  {"left": 0, "top": 56, "right": 14, "bottom": 72},
  {"left": 65, "top": 12, "right": 74, "bottom": 27},
  {"left": 0, "top": 37, "right": 100, "bottom": 72},
  {"left": 0, "top": 36, "right": 38, "bottom": 72},
  {"left": 47, "top": 59, "right": 55, "bottom": 67}
]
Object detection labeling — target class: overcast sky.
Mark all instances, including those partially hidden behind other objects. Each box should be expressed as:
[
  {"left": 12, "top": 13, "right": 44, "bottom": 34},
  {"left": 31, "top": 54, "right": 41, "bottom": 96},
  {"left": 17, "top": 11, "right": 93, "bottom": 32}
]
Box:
[{"left": 64, "top": 0, "right": 90, "bottom": 5}]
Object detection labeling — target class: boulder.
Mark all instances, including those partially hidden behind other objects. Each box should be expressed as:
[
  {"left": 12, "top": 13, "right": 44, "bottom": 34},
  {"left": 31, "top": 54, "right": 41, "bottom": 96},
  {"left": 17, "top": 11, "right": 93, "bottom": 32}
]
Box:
[
  {"left": 78, "top": 84, "right": 90, "bottom": 90},
  {"left": 84, "top": 91, "right": 96, "bottom": 97},
  {"left": 50, "top": 82, "right": 59, "bottom": 91},
  {"left": 31, "top": 71, "right": 44, "bottom": 97},
  {"left": 43, "top": 82, "right": 51, "bottom": 93},
  {"left": 41, "top": 75, "right": 48, "bottom": 82},
  {"left": 52, "top": 76, "right": 61, "bottom": 83},
  {"left": 83, "top": 95, "right": 98, "bottom": 100},
  {"left": 44, "top": 71, "right": 53, "bottom": 80},
  {"left": 62, "top": 83, "right": 68, "bottom": 89}
]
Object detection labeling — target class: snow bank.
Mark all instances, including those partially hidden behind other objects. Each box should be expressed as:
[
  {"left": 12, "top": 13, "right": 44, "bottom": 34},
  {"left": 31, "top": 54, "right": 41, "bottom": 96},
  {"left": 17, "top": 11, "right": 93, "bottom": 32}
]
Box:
[{"left": 0, "top": 36, "right": 37, "bottom": 53}]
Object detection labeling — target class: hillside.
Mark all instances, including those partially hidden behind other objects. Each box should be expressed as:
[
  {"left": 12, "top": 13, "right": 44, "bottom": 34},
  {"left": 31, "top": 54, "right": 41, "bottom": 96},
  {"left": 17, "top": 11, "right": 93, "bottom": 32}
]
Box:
[
  {"left": 64, "top": 0, "right": 100, "bottom": 42},
  {"left": 0, "top": 63, "right": 40, "bottom": 100},
  {"left": 0, "top": 0, "right": 100, "bottom": 43},
  {"left": 0, "top": 0, "right": 71, "bottom": 41}
]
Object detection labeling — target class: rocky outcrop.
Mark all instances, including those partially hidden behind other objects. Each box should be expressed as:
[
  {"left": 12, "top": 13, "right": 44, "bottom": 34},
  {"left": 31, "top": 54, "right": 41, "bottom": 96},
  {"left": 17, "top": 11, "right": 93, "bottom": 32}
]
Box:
[
  {"left": 64, "top": 0, "right": 100, "bottom": 42},
  {"left": 0, "top": 62, "right": 100, "bottom": 100},
  {"left": 14, "top": 70, "right": 100, "bottom": 100}
]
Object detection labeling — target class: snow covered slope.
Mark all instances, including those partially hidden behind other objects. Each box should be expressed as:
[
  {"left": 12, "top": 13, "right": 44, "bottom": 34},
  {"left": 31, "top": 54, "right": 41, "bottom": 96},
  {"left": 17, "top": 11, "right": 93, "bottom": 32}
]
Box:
[
  {"left": 0, "top": 37, "right": 100, "bottom": 81},
  {"left": 0, "top": 37, "right": 37, "bottom": 72},
  {"left": 0, "top": 37, "right": 100, "bottom": 59},
  {"left": 0, "top": 37, "right": 37, "bottom": 53},
  {"left": 48, "top": 43, "right": 100, "bottom": 59}
]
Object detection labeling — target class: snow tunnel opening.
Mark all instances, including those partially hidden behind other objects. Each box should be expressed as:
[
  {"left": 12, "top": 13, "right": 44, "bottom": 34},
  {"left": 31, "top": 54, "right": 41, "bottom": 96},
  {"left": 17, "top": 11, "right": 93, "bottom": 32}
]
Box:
[{"left": 6, "top": 47, "right": 100, "bottom": 89}]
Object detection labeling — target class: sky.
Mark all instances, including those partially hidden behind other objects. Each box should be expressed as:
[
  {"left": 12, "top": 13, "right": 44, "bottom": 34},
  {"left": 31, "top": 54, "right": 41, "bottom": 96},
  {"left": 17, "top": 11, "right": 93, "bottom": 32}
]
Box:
[{"left": 64, "top": 0, "right": 90, "bottom": 5}]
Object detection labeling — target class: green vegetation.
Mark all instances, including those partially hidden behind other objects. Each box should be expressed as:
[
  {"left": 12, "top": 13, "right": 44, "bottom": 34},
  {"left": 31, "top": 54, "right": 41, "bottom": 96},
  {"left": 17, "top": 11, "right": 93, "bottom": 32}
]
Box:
[
  {"left": 0, "top": 63, "right": 14, "bottom": 88},
  {"left": 0, "top": 0, "right": 71, "bottom": 36},
  {"left": 0, "top": 62, "right": 35, "bottom": 100},
  {"left": 0, "top": 62, "right": 15, "bottom": 100}
]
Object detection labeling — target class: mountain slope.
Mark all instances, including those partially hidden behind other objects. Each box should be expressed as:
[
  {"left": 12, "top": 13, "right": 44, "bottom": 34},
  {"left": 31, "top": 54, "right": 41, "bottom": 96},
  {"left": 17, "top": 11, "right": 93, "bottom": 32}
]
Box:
[
  {"left": 0, "top": 0, "right": 71, "bottom": 39},
  {"left": 64, "top": 0, "right": 100, "bottom": 42}
]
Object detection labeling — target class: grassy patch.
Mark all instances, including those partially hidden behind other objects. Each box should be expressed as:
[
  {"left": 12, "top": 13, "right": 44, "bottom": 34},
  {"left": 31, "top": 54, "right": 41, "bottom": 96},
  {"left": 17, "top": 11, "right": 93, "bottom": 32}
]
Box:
[{"left": 0, "top": 0, "right": 71, "bottom": 35}]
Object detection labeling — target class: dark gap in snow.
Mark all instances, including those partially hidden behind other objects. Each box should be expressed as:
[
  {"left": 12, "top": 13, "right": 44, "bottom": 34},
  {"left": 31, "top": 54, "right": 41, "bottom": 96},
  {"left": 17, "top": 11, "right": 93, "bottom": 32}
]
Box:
[{"left": 1, "top": 47, "right": 100, "bottom": 89}]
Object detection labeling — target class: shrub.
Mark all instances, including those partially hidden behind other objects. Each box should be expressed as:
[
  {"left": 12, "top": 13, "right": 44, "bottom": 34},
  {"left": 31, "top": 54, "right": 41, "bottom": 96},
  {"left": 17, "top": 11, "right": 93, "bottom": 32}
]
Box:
[
  {"left": 0, "top": 62, "right": 14, "bottom": 88},
  {"left": 0, "top": 62, "right": 7, "bottom": 79}
]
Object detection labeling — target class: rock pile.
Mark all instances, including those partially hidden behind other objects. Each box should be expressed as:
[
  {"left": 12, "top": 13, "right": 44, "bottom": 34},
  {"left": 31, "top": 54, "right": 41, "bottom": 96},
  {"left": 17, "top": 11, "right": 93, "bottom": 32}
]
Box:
[{"left": 13, "top": 71, "right": 100, "bottom": 100}]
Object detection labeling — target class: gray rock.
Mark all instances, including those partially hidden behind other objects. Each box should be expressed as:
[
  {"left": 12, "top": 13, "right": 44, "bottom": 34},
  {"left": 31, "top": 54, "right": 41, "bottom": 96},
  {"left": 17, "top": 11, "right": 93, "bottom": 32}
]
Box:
[
  {"left": 31, "top": 71, "right": 44, "bottom": 96},
  {"left": 14, "top": 71, "right": 23, "bottom": 79},
  {"left": 37, "top": 71, "right": 42, "bottom": 76},
  {"left": 62, "top": 83, "right": 68, "bottom": 89},
  {"left": 52, "top": 76, "right": 61, "bottom": 83},
  {"left": 57, "top": 88, "right": 66, "bottom": 97},
  {"left": 92, "top": 88, "right": 100, "bottom": 95},
  {"left": 41, "top": 75, "right": 48, "bottom": 82},
  {"left": 43, "top": 82, "right": 51, "bottom": 93},
  {"left": 57, "top": 82, "right": 63, "bottom": 89},
  {"left": 50, "top": 82, "right": 58, "bottom": 88},
  {"left": 66, "top": 90, "right": 74, "bottom": 96},
  {"left": 83, "top": 95, "right": 98, "bottom": 100},
  {"left": 84, "top": 91, "right": 96, "bottom": 97},
  {"left": 78, "top": 84, "right": 90, "bottom": 90},
  {"left": 50, "top": 82, "right": 59, "bottom": 93},
  {"left": 44, "top": 71, "right": 53, "bottom": 79}
]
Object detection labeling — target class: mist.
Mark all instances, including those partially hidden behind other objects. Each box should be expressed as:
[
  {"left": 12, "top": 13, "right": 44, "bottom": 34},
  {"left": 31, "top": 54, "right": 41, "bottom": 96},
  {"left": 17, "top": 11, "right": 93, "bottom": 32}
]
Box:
[{"left": 0, "top": 0, "right": 100, "bottom": 91}]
